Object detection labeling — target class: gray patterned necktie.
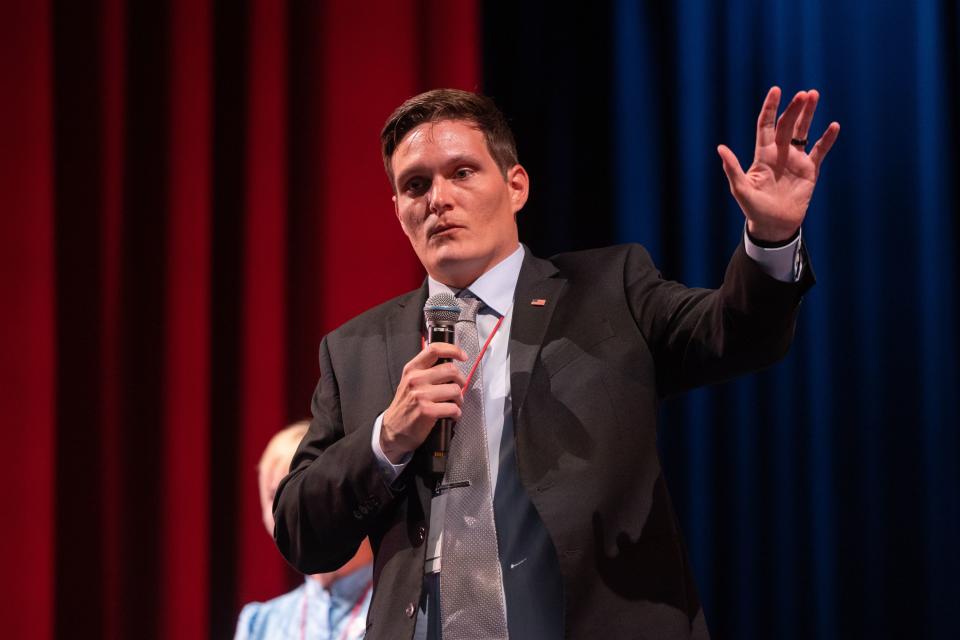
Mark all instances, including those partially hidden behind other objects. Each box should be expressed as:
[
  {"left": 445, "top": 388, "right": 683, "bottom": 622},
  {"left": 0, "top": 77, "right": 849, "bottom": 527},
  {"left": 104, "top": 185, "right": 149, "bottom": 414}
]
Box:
[{"left": 439, "top": 293, "right": 509, "bottom": 639}]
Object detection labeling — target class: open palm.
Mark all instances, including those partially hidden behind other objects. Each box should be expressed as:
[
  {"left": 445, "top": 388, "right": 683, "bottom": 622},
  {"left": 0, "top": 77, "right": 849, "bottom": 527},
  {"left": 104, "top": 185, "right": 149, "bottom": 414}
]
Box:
[{"left": 718, "top": 87, "right": 840, "bottom": 243}]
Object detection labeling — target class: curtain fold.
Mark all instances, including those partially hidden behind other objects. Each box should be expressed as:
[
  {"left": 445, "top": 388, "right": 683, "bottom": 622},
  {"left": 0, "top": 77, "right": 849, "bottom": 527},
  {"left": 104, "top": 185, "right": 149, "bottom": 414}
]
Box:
[
  {"left": 162, "top": 0, "right": 212, "bottom": 635},
  {"left": 0, "top": 2, "right": 56, "bottom": 639},
  {"left": 236, "top": 0, "right": 286, "bottom": 615},
  {"left": 98, "top": 0, "right": 124, "bottom": 638}
]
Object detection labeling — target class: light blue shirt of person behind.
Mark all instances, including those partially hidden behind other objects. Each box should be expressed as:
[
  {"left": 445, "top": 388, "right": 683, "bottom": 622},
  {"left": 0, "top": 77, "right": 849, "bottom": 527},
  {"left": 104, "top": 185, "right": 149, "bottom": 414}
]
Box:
[
  {"left": 237, "top": 423, "right": 374, "bottom": 640},
  {"left": 235, "top": 565, "right": 373, "bottom": 640}
]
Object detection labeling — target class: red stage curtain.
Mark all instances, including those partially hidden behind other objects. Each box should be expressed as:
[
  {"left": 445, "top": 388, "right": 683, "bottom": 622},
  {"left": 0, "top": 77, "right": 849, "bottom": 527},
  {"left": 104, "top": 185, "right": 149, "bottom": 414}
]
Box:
[
  {"left": 0, "top": 2, "right": 56, "bottom": 639},
  {"left": 0, "top": 1, "right": 477, "bottom": 637}
]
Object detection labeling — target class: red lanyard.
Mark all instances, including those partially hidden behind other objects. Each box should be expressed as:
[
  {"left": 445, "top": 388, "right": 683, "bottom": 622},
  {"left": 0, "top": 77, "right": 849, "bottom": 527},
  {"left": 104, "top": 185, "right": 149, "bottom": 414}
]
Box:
[
  {"left": 421, "top": 313, "right": 505, "bottom": 392},
  {"left": 300, "top": 581, "right": 372, "bottom": 640},
  {"left": 461, "top": 314, "right": 503, "bottom": 391}
]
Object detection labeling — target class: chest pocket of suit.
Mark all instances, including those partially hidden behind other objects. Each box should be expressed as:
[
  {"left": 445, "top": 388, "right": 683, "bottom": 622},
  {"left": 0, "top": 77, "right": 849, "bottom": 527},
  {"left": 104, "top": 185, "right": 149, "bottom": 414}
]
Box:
[{"left": 540, "top": 317, "right": 616, "bottom": 378}]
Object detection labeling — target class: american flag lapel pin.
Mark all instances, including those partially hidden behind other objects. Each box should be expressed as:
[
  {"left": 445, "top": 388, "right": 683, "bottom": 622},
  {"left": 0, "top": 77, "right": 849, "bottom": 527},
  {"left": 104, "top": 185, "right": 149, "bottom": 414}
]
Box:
[{"left": 530, "top": 298, "right": 547, "bottom": 306}]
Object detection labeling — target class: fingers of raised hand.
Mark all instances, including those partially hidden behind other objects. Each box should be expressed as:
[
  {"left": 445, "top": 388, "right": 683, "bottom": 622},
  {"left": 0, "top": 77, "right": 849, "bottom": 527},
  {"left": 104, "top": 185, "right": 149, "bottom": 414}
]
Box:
[
  {"left": 775, "top": 91, "right": 808, "bottom": 147},
  {"left": 808, "top": 121, "right": 841, "bottom": 169},
  {"left": 756, "top": 86, "right": 782, "bottom": 146},
  {"left": 717, "top": 144, "right": 747, "bottom": 194},
  {"left": 792, "top": 89, "right": 820, "bottom": 143}
]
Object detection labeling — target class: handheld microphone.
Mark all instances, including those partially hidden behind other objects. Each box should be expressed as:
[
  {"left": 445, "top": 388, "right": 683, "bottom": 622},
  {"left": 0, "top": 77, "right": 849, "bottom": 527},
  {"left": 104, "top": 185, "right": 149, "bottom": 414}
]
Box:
[{"left": 423, "top": 293, "right": 460, "bottom": 478}]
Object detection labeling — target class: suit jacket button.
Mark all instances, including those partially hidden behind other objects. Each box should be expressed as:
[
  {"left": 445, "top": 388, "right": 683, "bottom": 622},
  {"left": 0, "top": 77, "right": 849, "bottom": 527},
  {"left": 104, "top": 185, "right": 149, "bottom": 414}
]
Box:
[
  {"left": 416, "top": 525, "right": 426, "bottom": 544},
  {"left": 405, "top": 602, "right": 416, "bottom": 618}
]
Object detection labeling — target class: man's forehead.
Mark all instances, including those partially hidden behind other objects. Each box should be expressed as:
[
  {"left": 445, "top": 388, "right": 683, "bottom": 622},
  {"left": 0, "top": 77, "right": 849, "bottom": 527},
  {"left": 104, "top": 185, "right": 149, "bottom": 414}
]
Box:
[{"left": 395, "top": 118, "right": 484, "bottom": 156}]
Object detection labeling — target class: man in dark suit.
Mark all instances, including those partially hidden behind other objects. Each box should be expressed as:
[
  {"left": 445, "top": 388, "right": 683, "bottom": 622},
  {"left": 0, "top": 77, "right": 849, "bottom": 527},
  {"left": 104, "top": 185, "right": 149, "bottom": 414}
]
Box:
[{"left": 273, "top": 88, "right": 839, "bottom": 639}]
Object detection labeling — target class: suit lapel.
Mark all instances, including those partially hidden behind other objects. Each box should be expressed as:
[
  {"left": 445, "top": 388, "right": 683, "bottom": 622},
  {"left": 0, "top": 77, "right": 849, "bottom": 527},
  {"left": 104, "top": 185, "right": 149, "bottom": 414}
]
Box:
[
  {"left": 385, "top": 282, "right": 429, "bottom": 392},
  {"left": 509, "top": 248, "right": 567, "bottom": 427}
]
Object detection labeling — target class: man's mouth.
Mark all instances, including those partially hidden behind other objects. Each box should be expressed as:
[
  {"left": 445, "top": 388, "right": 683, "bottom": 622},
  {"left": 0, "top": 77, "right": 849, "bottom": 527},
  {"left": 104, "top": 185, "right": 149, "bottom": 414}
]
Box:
[{"left": 430, "top": 224, "right": 463, "bottom": 239}]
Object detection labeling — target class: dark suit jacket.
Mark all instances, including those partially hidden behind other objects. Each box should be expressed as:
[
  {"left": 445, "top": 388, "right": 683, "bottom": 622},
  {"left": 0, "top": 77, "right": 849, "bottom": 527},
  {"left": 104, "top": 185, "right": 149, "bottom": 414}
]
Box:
[{"left": 274, "top": 242, "right": 814, "bottom": 639}]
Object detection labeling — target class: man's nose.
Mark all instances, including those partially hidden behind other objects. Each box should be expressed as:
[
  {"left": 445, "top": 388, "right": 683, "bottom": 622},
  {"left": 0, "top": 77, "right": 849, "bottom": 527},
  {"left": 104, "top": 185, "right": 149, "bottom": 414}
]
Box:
[{"left": 428, "top": 177, "right": 452, "bottom": 214}]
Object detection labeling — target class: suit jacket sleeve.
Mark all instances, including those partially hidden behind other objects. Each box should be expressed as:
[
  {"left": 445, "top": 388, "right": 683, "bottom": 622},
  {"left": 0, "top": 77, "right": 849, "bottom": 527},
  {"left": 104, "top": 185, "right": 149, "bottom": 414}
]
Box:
[
  {"left": 625, "top": 240, "right": 814, "bottom": 397},
  {"left": 272, "top": 335, "right": 398, "bottom": 574}
]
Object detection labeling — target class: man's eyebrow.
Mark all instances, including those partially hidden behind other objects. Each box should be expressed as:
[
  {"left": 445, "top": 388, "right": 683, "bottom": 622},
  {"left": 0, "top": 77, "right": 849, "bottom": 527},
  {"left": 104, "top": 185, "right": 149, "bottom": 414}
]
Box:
[
  {"left": 395, "top": 163, "right": 427, "bottom": 187},
  {"left": 444, "top": 154, "right": 480, "bottom": 168}
]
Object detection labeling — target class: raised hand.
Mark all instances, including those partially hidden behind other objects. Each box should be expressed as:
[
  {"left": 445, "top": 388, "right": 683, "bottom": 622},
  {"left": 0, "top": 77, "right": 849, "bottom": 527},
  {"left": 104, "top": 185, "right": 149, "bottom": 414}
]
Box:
[{"left": 717, "top": 87, "right": 840, "bottom": 243}]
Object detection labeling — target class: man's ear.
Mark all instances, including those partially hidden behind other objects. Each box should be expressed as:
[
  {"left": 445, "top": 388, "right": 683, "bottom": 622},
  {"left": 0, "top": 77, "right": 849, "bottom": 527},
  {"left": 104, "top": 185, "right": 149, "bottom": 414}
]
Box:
[{"left": 506, "top": 164, "right": 529, "bottom": 213}]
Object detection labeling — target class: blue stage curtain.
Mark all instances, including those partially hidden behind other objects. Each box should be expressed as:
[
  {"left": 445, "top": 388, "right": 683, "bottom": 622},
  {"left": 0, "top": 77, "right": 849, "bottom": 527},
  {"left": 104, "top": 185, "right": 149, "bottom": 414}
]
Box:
[{"left": 485, "top": 1, "right": 959, "bottom": 637}]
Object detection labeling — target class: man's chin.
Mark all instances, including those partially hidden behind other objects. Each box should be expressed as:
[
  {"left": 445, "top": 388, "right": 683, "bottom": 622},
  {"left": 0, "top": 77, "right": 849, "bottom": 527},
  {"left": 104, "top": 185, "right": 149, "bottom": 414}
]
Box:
[{"left": 425, "top": 247, "right": 483, "bottom": 287}]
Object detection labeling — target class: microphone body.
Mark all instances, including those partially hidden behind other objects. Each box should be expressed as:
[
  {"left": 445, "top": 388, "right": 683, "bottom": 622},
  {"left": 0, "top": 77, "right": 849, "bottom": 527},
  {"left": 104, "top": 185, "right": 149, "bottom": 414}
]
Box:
[
  {"left": 426, "top": 322, "right": 455, "bottom": 476},
  {"left": 423, "top": 293, "right": 460, "bottom": 478}
]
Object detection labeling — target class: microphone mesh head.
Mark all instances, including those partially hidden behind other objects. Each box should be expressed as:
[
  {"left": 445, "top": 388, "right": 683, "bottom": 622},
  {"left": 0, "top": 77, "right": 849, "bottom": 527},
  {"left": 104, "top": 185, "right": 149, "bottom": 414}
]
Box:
[{"left": 424, "top": 292, "right": 460, "bottom": 325}]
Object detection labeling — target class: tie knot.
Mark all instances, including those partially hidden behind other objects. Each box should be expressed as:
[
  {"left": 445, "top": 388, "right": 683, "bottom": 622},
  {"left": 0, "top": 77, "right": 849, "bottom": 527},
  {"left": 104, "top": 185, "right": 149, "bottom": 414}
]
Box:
[{"left": 456, "top": 293, "right": 482, "bottom": 323}]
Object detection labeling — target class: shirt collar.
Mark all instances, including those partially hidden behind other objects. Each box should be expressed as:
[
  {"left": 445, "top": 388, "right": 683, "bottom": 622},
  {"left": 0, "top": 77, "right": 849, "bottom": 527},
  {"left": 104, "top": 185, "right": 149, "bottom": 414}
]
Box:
[{"left": 427, "top": 244, "right": 524, "bottom": 316}]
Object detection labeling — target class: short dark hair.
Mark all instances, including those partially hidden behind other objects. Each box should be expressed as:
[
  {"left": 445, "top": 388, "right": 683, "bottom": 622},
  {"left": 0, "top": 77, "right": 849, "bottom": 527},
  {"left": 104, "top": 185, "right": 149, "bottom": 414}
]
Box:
[{"left": 380, "top": 88, "right": 519, "bottom": 186}]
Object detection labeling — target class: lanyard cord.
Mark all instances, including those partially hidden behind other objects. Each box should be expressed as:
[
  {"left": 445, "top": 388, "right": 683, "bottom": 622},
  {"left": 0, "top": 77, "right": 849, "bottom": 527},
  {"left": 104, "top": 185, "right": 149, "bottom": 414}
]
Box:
[
  {"left": 420, "top": 313, "right": 505, "bottom": 391},
  {"left": 461, "top": 313, "right": 503, "bottom": 391},
  {"left": 300, "top": 581, "right": 373, "bottom": 640}
]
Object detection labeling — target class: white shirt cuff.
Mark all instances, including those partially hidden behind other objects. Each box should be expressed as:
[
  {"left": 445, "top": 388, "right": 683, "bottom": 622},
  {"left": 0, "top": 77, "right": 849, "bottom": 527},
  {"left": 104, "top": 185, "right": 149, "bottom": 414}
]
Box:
[
  {"left": 371, "top": 412, "right": 411, "bottom": 481},
  {"left": 743, "top": 227, "right": 804, "bottom": 283}
]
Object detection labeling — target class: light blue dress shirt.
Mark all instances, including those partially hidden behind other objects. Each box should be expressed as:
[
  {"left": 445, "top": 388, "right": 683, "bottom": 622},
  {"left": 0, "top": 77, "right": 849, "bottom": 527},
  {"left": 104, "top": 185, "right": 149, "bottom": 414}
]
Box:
[{"left": 234, "top": 565, "right": 373, "bottom": 640}]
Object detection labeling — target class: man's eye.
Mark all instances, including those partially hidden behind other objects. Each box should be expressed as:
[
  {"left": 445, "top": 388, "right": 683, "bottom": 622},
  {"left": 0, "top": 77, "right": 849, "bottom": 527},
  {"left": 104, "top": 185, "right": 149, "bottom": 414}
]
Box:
[
  {"left": 454, "top": 168, "right": 473, "bottom": 179},
  {"left": 406, "top": 179, "right": 427, "bottom": 194}
]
